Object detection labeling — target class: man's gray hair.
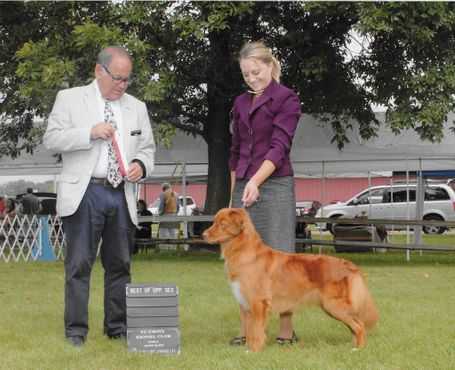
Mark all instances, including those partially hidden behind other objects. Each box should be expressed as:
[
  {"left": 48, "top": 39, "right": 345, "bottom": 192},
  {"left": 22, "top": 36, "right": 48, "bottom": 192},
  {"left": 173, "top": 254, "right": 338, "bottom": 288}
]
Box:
[{"left": 97, "top": 46, "right": 132, "bottom": 67}]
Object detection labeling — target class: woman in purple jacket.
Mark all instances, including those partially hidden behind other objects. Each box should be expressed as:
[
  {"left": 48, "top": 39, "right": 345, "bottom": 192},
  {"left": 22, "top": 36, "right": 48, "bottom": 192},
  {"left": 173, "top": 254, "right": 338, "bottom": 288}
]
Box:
[{"left": 229, "top": 41, "right": 302, "bottom": 346}]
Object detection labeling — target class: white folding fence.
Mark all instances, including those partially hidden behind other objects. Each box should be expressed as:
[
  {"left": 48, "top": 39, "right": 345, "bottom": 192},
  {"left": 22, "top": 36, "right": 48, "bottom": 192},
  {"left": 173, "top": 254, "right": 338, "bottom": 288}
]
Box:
[{"left": 0, "top": 215, "right": 66, "bottom": 262}]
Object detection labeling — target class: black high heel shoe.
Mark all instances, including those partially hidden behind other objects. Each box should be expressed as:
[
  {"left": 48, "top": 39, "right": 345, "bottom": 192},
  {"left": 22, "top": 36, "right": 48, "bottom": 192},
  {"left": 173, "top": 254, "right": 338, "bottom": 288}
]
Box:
[
  {"left": 276, "top": 331, "right": 299, "bottom": 345},
  {"left": 229, "top": 336, "right": 246, "bottom": 346}
]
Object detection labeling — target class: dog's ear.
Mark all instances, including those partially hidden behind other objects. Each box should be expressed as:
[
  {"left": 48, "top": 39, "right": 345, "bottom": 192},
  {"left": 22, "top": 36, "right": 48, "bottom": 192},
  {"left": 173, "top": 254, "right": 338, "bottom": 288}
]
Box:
[{"left": 227, "top": 208, "right": 245, "bottom": 235}]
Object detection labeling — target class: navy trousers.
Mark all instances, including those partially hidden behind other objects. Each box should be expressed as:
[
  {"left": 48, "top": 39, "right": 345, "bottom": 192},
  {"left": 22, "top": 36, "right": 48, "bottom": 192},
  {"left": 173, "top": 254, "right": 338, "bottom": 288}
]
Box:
[{"left": 62, "top": 183, "right": 134, "bottom": 338}]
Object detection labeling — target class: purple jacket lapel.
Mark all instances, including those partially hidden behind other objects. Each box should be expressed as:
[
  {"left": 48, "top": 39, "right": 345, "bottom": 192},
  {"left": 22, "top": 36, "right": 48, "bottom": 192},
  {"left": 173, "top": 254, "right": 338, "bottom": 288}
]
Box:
[{"left": 236, "top": 79, "right": 282, "bottom": 127}]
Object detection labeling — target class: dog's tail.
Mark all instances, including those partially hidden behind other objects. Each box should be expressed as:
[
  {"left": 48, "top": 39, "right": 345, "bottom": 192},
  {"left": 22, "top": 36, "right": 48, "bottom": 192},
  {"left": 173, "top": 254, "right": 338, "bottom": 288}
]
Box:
[{"left": 350, "top": 274, "right": 379, "bottom": 330}]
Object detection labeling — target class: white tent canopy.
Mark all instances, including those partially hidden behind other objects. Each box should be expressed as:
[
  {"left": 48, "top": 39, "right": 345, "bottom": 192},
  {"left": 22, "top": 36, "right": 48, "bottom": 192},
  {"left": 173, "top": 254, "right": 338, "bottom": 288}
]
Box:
[{"left": 1, "top": 112, "right": 454, "bottom": 178}]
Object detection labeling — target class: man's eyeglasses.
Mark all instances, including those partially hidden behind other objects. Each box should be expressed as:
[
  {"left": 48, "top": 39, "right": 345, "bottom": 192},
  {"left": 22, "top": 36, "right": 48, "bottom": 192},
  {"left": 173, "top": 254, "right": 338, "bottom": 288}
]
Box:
[{"left": 102, "top": 64, "right": 132, "bottom": 84}]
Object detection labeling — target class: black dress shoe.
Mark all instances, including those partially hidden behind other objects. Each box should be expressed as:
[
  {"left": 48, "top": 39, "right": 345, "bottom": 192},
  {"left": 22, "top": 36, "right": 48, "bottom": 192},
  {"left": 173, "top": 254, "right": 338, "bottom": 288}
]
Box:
[{"left": 67, "top": 335, "right": 85, "bottom": 347}]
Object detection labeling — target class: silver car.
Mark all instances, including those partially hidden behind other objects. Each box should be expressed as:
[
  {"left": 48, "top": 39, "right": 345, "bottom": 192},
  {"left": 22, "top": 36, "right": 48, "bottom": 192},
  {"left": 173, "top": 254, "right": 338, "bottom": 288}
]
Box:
[{"left": 316, "top": 183, "right": 455, "bottom": 234}]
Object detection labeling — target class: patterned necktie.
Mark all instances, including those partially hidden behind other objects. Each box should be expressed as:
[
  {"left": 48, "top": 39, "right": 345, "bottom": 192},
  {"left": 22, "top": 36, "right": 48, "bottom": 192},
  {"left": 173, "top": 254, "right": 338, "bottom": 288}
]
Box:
[{"left": 104, "top": 101, "right": 123, "bottom": 187}]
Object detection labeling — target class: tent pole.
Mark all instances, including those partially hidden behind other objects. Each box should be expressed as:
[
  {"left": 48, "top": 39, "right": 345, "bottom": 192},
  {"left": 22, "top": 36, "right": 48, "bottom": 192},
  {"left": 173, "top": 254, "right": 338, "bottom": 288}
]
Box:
[
  {"left": 413, "top": 159, "right": 424, "bottom": 259},
  {"left": 182, "top": 162, "right": 188, "bottom": 239},
  {"left": 319, "top": 161, "right": 326, "bottom": 254},
  {"left": 367, "top": 171, "right": 372, "bottom": 218},
  {"left": 405, "top": 161, "right": 411, "bottom": 261}
]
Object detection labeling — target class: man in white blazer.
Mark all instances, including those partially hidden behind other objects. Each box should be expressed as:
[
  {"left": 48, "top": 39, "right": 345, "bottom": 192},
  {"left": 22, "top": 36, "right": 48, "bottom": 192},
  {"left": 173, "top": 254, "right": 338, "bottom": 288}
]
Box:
[{"left": 44, "top": 46, "right": 155, "bottom": 347}]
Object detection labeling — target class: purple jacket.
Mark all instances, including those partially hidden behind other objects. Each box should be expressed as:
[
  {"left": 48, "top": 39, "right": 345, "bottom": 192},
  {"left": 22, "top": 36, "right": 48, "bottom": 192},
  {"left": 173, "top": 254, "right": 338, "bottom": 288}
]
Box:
[{"left": 229, "top": 79, "right": 301, "bottom": 180}]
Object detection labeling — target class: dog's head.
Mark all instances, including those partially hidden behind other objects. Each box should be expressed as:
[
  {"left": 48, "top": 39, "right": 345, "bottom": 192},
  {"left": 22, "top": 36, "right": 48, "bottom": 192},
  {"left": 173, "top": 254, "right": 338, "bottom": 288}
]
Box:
[{"left": 203, "top": 208, "right": 248, "bottom": 244}]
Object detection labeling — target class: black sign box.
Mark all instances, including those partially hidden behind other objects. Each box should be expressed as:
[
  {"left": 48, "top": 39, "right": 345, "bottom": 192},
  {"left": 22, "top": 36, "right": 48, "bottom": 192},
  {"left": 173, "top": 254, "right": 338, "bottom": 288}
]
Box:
[
  {"left": 126, "top": 283, "right": 180, "bottom": 354},
  {"left": 127, "top": 297, "right": 178, "bottom": 307},
  {"left": 128, "top": 306, "right": 179, "bottom": 317}
]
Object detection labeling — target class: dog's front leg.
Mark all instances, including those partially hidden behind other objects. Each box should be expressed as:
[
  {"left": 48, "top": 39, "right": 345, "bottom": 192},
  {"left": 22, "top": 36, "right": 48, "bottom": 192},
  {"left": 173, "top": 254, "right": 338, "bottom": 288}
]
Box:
[
  {"left": 239, "top": 304, "right": 248, "bottom": 337},
  {"left": 246, "top": 299, "right": 270, "bottom": 352}
]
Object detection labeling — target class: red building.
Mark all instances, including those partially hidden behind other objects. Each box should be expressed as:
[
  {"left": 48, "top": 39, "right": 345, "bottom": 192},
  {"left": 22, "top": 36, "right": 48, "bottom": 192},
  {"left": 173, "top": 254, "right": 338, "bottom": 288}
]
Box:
[{"left": 138, "top": 175, "right": 394, "bottom": 211}]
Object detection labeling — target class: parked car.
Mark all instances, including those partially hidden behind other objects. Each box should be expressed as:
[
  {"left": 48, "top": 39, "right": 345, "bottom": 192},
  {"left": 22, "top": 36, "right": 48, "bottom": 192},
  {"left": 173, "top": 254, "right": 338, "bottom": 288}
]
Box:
[
  {"left": 148, "top": 195, "right": 197, "bottom": 216},
  {"left": 316, "top": 183, "right": 455, "bottom": 234},
  {"left": 15, "top": 191, "right": 57, "bottom": 215}
]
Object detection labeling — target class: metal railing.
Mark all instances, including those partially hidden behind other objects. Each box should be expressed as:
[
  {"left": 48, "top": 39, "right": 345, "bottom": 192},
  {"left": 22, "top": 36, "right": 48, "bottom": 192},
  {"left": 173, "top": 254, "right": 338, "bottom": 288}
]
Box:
[
  {"left": 2, "top": 213, "right": 455, "bottom": 262},
  {"left": 137, "top": 215, "right": 455, "bottom": 254}
]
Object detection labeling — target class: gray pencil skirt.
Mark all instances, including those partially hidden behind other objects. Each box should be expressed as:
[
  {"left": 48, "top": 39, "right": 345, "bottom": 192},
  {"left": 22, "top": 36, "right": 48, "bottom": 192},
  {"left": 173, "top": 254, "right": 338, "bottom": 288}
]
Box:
[{"left": 232, "top": 176, "right": 296, "bottom": 253}]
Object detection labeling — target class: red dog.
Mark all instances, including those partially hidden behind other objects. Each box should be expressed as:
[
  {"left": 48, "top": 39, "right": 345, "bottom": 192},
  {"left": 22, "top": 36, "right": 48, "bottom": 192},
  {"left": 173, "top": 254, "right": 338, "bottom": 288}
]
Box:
[{"left": 203, "top": 208, "right": 378, "bottom": 352}]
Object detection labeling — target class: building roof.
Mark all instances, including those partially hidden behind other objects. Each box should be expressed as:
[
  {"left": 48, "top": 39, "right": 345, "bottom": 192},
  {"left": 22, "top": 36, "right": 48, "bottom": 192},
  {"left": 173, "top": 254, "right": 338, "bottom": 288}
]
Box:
[{"left": 1, "top": 112, "right": 454, "bottom": 178}]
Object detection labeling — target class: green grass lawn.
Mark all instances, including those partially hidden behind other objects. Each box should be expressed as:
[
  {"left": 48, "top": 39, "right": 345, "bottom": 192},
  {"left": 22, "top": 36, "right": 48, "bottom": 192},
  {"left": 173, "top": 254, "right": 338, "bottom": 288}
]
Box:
[{"left": 1, "top": 249, "right": 455, "bottom": 370}]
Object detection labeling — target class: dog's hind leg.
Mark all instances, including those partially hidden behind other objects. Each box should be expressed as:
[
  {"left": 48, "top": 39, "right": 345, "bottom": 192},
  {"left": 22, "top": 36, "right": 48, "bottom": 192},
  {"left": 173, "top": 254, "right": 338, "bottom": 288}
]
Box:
[
  {"left": 320, "top": 297, "right": 366, "bottom": 348},
  {"left": 246, "top": 299, "right": 270, "bottom": 352}
]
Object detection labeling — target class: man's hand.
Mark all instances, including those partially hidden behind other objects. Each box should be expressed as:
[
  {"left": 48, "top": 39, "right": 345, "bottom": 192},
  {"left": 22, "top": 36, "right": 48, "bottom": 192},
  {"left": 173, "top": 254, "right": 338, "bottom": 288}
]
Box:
[
  {"left": 90, "top": 122, "right": 115, "bottom": 140},
  {"left": 127, "top": 162, "right": 143, "bottom": 183}
]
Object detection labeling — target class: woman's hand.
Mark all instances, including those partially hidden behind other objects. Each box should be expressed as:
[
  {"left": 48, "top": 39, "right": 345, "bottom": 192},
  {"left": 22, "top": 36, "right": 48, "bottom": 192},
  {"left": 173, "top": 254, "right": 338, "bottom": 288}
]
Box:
[{"left": 242, "top": 179, "right": 260, "bottom": 207}]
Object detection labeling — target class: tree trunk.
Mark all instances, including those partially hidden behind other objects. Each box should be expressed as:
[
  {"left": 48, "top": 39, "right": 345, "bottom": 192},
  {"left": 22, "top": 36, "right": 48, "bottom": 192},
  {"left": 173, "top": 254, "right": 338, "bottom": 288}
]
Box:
[
  {"left": 204, "top": 32, "right": 238, "bottom": 214},
  {"left": 205, "top": 115, "right": 231, "bottom": 214}
]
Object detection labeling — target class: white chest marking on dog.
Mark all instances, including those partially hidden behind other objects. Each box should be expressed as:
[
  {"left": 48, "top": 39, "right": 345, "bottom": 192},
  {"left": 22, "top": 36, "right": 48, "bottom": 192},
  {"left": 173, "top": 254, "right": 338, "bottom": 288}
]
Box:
[{"left": 230, "top": 281, "right": 249, "bottom": 310}]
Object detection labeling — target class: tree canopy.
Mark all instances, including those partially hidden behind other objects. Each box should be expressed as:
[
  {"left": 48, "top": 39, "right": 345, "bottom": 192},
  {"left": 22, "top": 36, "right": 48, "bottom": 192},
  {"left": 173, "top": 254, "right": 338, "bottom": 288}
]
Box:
[{"left": 1, "top": 1, "right": 455, "bottom": 211}]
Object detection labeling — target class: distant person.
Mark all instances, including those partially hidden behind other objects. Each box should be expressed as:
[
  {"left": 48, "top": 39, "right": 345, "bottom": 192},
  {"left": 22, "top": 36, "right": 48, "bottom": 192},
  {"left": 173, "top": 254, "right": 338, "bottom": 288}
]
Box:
[
  {"left": 5, "top": 198, "right": 16, "bottom": 219},
  {"left": 158, "top": 183, "right": 180, "bottom": 240},
  {"left": 0, "top": 196, "right": 6, "bottom": 216},
  {"left": 21, "top": 188, "right": 41, "bottom": 215},
  {"left": 131, "top": 199, "right": 153, "bottom": 254},
  {"left": 136, "top": 199, "right": 153, "bottom": 238},
  {"left": 2, "top": 198, "right": 17, "bottom": 233}
]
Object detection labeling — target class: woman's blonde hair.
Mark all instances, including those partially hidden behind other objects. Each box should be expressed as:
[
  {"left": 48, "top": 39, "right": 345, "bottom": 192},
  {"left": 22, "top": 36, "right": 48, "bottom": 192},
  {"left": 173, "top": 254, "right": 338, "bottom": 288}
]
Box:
[{"left": 238, "top": 41, "right": 281, "bottom": 82}]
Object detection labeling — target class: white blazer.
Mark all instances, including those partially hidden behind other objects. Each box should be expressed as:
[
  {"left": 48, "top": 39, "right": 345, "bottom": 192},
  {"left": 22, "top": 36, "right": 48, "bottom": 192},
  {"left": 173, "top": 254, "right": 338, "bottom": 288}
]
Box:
[{"left": 44, "top": 81, "right": 155, "bottom": 225}]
